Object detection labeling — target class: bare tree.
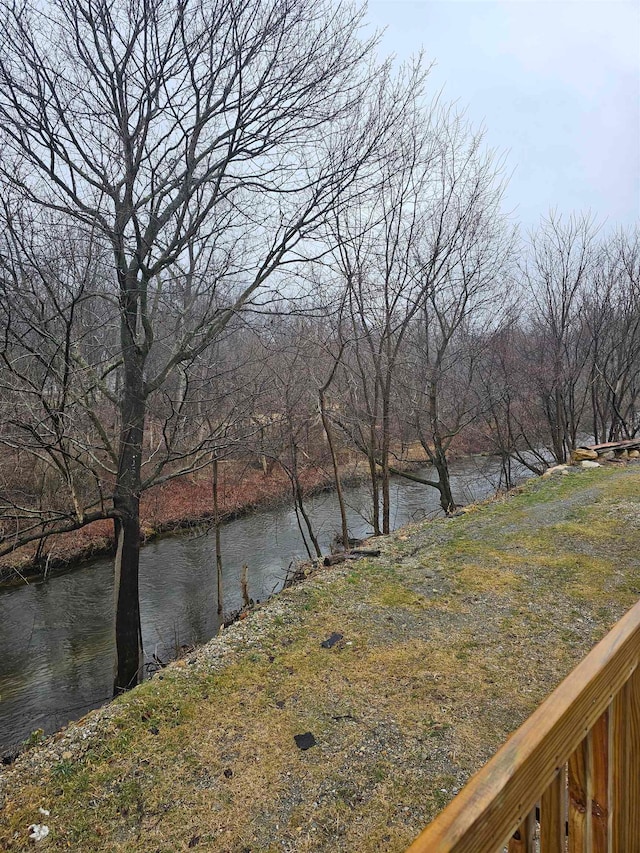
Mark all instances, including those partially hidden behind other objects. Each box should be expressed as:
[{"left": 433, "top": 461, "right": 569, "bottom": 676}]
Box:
[
  {"left": 317, "top": 338, "right": 351, "bottom": 550},
  {"left": 330, "top": 91, "right": 442, "bottom": 532},
  {"left": 0, "top": 0, "right": 394, "bottom": 692},
  {"left": 0, "top": 213, "right": 119, "bottom": 549},
  {"left": 470, "top": 224, "right": 640, "bottom": 478},
  {"left": 523, "top": 212, "right": 599, "bottom": 462},
  {"left": 472, "top": 317, "right": 551, "bottom": 484},
  {"left": 412, "top": 117, "right": 513, "bottom": 509},
  {"left": 584, "top": 228, "right": 640, "bottom": 441},
  {"left": 335, "top": 109, "right": 512, "bottom": 516},
  {"left": 249, "top": 318, "right": 326, "bottom": 559}
]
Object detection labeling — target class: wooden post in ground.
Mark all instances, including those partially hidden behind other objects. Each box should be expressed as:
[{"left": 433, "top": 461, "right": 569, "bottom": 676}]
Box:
[{"left": 241, "top": 563, "right": 250, "bottom": 608}]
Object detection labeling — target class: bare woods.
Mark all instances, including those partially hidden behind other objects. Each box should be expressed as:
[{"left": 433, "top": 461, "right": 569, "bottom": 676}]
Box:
[{"left": 0, "top": 0, "right": 637, "bottom": 693}]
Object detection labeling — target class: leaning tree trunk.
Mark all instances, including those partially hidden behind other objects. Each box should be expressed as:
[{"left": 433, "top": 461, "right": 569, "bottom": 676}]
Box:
[
  {"left": 287, "top": 430, "right": 322, "bottom": 559},
  {"left": 433, "top": 448, "right": 456, "bottom": 515},
  {"left": 112, "top": 328, "right": 146, "bottom": 695},
  {"left": 428, "top": 378, "right": 456, "bottom": 515},
  {"left": 319, "top": 389, "right": 349, "bottom": 549},
  {"left": 291, "top": 470, "right": 322, "bottom": 559}
]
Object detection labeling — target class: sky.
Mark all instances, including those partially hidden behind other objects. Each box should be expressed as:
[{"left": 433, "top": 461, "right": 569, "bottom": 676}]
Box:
[{"left": 364, "top": 0, "right": 640, "bottom": 229}]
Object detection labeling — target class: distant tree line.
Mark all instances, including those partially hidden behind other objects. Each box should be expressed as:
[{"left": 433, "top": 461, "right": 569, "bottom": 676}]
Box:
[{"left": 0, "top": 0, "right": 637, "bottom": 692}]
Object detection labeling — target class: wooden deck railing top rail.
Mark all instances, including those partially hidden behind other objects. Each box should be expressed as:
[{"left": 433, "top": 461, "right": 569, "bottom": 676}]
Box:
[{"left": 405, "top": 597, "right": 640, "bottom": 853}]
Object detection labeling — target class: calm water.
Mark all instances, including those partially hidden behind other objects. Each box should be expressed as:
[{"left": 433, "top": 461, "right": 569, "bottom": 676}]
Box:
[{"left": 0, "top": 458, "right": 516, "bottom": 752}]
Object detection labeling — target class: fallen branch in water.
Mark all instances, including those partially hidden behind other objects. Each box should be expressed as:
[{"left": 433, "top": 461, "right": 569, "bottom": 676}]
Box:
[{"left": 323, "top": 549, "right": 381, "bottom": 567}]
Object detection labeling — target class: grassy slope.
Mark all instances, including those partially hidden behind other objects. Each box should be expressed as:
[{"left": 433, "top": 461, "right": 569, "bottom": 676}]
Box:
[{"left": 1, "top": 465, "right": 639, "bottom": 852}]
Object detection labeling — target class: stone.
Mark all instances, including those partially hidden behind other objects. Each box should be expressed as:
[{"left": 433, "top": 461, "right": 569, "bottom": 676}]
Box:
[
  {"left": 320, "top": 633, "right": 343, "bottom": 649},
  {"left": 542, "top": 464, "right": 569, "bottom": 478},
  {"left": 28, "top": 824, "right": 49, "bottom": 842},
  {"left": 580, "top": 460, "right": 601, "bottom": 468},
  {"left": 571, "top": 447, "right": 598, "bottom": 462},
  {"left": 294, "top": 732, "right": 316, "bottom": 751},
  {"left": 629, "top": 450, "right": 640, "bottom": 458}
]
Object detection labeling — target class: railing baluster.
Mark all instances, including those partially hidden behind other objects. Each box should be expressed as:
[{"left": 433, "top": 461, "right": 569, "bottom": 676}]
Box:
[
  {"left": 590, "top": 710, "right": 609, "bottom": 852},
  {"left": 541, "top": 768, "right": 566, "bottom": 853},
  {"left": 628, "top": 666, "right": 640, "bottom": 851},
  {"left": 507, "top": 809, "right": 536, "bottom": 853},
  {"left": 611, "top": 666, "right": 640, "bottom": 853},
  {"left": 610, "top": 686, "right": 627, "bottom": 850},
  {"left": 568, "top": 732, "right": 592, "bottom": 851}
]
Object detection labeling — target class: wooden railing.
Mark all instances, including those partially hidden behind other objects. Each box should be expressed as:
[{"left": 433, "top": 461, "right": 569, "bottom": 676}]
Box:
[{"left": 406, "top": 598, "right": 640, "bottom": 853}]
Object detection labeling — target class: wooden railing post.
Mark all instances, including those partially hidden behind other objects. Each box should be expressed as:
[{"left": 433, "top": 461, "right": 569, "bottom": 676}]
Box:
[
  {"left": 541, "top": 768, "right": 566, "bottom": 853},
  {"left": 611, "top": 665, "right": 640, "bottom": 852},
  {"left": 628, "top": 665, "right": 640, "bottom": 852},
  {"left": 568, "top": 732, "right": 592, "bottom": 851},
  {"left": 610, "top": 690, "right": 627, "bottom": 850},
  {"left": 590, "top": 711, "right": 609, "bottom": 852}
]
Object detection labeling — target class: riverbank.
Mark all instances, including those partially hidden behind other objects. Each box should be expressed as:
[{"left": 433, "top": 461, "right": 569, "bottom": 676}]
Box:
[
  {"left": 1, "top": 464, "right": 639, "bottom": 851},
  {"left": 0, "top": 456, "right": 396, "bottom": 586}
]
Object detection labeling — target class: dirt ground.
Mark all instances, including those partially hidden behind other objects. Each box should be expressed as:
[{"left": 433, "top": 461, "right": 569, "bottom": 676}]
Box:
[{"left": 1, "top": 464, "right": 639, "bottom": 851}]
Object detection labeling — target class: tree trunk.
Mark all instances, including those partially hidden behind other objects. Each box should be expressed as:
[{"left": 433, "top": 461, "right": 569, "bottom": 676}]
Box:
[
  {"left": 368, "top": 420, "right": 381, "bottom": 536},
  {"left": 293, "top": 473, "right": 322, "bottom": 558},
  {"left": 553, "top": 386, "right": 567, "bottom": 463},
  {"left": 429, "top": 377, "right": 456, "bottom": 515},
  {"left": 381, "top": 388, "right": 391, "bottom": 534},
  {"left": 113, "top": 507, "right": 143, "bottom": 693},
  {"left": 591, "top": 374, "right": 600, "bottom": 445},
  {"left": 112, "top": 305, "right": 146, "bottom": 695},
  {"left": 287, "top": 431, "right": 322, "bottom": 559},
  {"left": 500, "top": 452, "right": 513, "bottom": 491},
  {"left": 319, "top": 390, "right": 349, "bottom": 549},
  {"left": 433, "top": 449, "right": 456, "bottom": 514},
  {"left": 212, "top": 455, "right": 223, "bottom": 616}
]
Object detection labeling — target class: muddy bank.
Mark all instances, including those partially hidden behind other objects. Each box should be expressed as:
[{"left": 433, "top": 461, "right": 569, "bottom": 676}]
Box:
[{"left": 0, "top": 459, "right": 393, "bottom": 587}]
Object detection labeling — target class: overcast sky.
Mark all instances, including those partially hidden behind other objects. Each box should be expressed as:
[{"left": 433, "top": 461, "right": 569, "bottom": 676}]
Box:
[{"left": 364, "top": 0, "right": 640, "bottom": 230}]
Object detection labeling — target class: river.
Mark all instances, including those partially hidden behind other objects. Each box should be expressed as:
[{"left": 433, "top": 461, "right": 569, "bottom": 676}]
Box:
[{"left": 0, "top": 457, "right": 520, "bottom": 754}]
